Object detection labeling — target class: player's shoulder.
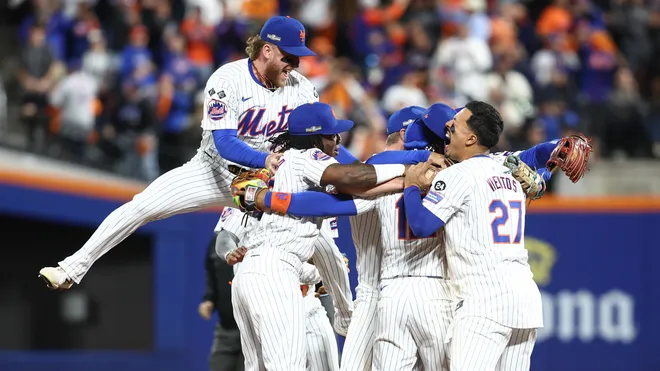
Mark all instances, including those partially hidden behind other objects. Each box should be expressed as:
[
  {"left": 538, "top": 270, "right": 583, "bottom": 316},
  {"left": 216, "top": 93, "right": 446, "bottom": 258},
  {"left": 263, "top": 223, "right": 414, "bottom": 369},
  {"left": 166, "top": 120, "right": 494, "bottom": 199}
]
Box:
[
  {"left": 205, "top": 59, "right": 250, "bottom": 89},
  {"left": 287, "top": 70, "right": 318, "bottom": 95}
]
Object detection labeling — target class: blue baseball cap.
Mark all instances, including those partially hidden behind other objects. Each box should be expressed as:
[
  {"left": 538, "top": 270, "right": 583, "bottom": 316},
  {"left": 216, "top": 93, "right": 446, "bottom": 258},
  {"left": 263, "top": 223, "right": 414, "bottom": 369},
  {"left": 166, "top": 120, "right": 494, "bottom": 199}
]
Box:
[
  {"left": 260, "top": 16, "right": 316, "bottom": 57},
  {"left": 288, "top": 103, "right": 354, "bottom": 135},
  {"left": 387, "top": 106, "right": 425, "bottom": 135},
  {"left": 420, "top": 103, "right": 462, "bottom": 140}
]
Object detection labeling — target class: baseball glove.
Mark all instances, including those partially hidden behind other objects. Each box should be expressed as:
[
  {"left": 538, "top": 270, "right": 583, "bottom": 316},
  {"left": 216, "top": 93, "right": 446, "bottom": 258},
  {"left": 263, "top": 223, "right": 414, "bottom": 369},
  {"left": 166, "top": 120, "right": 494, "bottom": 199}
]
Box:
[
  {"left": 504, "top": 155, "right": 546, "bottom": 201},
  {"left": 230, "top": 169, "right": 271, "bottom": 216},
  {"left": 546, "top": 134, "right": 593, "bottom": 183}
]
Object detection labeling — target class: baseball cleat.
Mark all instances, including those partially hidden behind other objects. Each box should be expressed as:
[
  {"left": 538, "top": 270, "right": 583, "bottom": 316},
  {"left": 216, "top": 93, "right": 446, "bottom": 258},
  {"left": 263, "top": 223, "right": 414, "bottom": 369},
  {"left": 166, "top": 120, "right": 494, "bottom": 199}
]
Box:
[{"left": 38, "top": 267, "right": 73, "bottom": 290}]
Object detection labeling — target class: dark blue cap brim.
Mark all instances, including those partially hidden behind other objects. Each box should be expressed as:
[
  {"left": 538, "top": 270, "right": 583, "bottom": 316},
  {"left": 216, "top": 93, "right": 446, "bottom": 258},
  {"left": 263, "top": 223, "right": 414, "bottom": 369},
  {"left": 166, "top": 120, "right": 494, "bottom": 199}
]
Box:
[
  {"left": 321, "top": 119, "right": 354, "bottom": 135},
  {"left": 279, "top": 45, "right": 317, "bottom": 57}
]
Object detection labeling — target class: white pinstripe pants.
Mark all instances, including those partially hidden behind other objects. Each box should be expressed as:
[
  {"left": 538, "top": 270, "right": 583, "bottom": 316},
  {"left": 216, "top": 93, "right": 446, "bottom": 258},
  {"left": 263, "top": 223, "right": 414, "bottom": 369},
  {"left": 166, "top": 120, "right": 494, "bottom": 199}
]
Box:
[
  {"left": 373, "top": 277, "right": 453, "bottom": 371},
  {"left": 232, "top": 248, "right": 307, "bottom": 371},
  {"left": 305, "top": 295, "right": 339, "bottom": 371},
  {"left": 447, "top": 316, "right": 537, "bottom": 371},
  {"left": 339, "top": 285, "right": 379, "bottom": 371},
  {"left": 60, "top": 153, "right": 234, "bottom": 282}
]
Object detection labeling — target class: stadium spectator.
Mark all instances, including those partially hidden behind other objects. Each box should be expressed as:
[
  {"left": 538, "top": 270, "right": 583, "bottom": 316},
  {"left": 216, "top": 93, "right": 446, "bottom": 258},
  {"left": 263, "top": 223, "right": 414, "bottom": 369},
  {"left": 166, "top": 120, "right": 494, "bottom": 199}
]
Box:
[
  {"left": 19, "top": 23, "right": 62, "bottom": 154},
  {"left": 602, "top": 67, "right": 653, "bottom": 158},
  {"left": 430, "top": 22, "right": 492, "bottom": 105},
  {"left": 49, "top": 60, "right": 98, "bottom": 163}
]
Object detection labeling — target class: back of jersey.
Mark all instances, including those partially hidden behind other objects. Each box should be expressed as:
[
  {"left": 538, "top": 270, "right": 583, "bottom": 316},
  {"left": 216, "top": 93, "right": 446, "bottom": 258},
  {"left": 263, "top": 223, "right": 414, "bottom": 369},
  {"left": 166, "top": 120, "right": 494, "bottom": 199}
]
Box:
[
  {"left": 373, "top": 193, "right": 447, "bottom": 280},
  {"left": 430, "top": 156, "right": 542, "bottom": 329}
]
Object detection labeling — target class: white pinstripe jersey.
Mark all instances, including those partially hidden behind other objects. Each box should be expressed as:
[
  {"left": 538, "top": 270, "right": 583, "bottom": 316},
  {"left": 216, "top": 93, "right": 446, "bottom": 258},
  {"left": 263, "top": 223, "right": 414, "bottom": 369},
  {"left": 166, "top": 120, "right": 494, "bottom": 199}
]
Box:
[
  {"left": 349, "top": 209, "right": 382, "bottom": 289},
  {"left": 421, "top": 155, "right": 543, "bottom": 329},
  {"left": 243, "top": 148, "right": 339, "bottom": 262},
  {"left": 198, "top": 58, "right": 318, "bottom": 167},
  {"left": 354, "top": 194, "right": 447, "bottom": 281}
]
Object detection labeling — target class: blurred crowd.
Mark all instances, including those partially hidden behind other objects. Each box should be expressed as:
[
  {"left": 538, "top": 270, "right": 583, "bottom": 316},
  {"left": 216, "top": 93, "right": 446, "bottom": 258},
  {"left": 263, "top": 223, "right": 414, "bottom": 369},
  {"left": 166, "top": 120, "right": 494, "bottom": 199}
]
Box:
[{"left": 3, "top": 0, "right": 660, "bottom": 181}]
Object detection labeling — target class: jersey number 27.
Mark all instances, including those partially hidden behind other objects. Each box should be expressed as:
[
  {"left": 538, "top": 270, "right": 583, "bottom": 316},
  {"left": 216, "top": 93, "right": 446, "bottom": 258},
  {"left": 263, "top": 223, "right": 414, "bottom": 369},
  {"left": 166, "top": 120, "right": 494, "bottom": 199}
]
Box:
[{"left": 489, "top": 200, "right": 523, "bottom": 244}]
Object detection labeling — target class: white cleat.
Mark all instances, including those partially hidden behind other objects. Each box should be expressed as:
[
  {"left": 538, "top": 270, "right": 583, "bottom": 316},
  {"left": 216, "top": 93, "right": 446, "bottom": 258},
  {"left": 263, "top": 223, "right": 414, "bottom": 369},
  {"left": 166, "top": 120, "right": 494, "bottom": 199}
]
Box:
[{"left": 38, "top": 267, "right": 73, "bottom": 290}]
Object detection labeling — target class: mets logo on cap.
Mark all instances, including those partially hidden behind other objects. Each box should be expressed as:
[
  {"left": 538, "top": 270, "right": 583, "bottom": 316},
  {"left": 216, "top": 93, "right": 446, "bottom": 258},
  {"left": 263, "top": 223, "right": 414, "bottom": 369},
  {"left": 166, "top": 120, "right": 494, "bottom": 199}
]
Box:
[{"left": 207, "top": 99, "right": 227, "bottom": 120}]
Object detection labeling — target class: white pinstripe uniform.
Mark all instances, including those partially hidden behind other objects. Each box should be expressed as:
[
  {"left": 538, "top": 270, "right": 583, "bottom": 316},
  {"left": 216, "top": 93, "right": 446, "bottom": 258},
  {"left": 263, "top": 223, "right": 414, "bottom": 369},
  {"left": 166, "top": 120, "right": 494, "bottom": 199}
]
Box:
[
  {"left": 420, "top": 155, "right": 543, "bottom": 371},
  {"left": 231, "top": 147, "right": 345, "bottom": 371},
  {"left": 343, "top": 194, "right": 452, "bottom": 371},
  {"left": 215, "top": 206, "right": 352, "bottom": 336},
  {"left": 57, "top": 58, "right": 318, "bottom": 283},
  {"left": 216, "top": 209, "right": 340, "bottom": 371},
  {"left": 339, "top": 208, "right": 382, "bottom": 371}
]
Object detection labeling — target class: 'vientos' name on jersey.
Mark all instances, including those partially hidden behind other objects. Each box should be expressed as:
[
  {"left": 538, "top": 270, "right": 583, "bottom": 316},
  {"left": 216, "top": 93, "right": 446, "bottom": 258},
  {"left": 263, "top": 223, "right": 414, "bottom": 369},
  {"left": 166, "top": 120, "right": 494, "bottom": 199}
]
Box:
[{"left": 486, "top": 176, "right": 518, "bottom": 193}]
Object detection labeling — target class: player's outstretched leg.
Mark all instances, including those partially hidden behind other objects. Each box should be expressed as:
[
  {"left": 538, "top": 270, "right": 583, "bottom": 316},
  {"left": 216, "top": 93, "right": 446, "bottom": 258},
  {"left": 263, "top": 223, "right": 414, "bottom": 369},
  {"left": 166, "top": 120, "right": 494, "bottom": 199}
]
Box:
[
  {"left": 339, "top": 286, "right": 379, "bottom": 371},
  {"left": 448, "top": 316, "right": 510, "bottom": 371},
  {"left": 39, "top": 154, "right": 236, "bottom": 288}
]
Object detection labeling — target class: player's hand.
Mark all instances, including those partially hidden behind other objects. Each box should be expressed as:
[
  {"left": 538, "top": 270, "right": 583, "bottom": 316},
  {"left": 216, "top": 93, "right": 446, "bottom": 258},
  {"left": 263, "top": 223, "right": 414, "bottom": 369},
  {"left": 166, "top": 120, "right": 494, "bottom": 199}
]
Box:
[
  {"left": 198, "top": 300, "right": 214, "bottom": 320},
  {"left": 265, "top": 153, "right": 283, "bottom": 174},
  {"left": 427, "top": 153, "right": 454, "bottom": 170},
  {"left": 404, "top": 162, "right": 438, "bottom": 194},
  {"left": 226, "top": 246, "right": 248, "bottom": 265}
]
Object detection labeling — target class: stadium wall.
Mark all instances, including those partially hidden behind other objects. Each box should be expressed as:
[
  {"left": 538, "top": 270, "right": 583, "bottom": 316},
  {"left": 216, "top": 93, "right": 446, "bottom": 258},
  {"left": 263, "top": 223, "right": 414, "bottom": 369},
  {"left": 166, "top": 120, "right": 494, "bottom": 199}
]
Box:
[{"left": 0, "top": 169, "right": 658, "bottom": 371}]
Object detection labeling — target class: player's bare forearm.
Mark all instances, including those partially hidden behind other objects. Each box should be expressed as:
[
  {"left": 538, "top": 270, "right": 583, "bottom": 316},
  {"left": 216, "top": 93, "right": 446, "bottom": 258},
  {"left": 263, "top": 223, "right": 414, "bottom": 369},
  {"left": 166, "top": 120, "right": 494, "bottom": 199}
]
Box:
[
  {"left": 321, "top": 163, "right": 406, "bottom": 194},
  {"left": 321, "top": 163, "right": 377, "bottom": 191}
]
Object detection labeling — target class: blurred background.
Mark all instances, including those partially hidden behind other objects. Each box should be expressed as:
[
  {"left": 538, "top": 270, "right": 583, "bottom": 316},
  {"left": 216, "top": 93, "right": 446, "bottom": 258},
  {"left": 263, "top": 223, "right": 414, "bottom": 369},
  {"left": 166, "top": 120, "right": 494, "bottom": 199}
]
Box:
[{"left": 0, "top": 0, "right": 658, "bottom": 370}]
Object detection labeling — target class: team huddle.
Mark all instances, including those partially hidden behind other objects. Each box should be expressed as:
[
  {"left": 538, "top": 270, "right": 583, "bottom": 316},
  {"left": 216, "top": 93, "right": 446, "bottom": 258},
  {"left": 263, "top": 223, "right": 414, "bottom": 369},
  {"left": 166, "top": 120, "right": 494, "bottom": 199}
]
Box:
[{"left": 38, "top": 15, "right": 592, "bottom": 371}]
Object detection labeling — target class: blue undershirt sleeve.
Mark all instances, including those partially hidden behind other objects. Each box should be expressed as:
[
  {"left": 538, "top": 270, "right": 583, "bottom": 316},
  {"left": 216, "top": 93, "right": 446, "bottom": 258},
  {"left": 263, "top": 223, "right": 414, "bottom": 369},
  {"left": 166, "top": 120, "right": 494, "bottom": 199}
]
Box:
[
  {"left": 264, "top": 191, "right": 359, "bottom": 217},
  {"left": 213, "top": 129, "right": 268, "bottom": 169},
  {"left": 336, "top": 145, "right": 360, "bottom": 164},
  {"left": 366, "top": 150, "right": 432, "bottom": 165},
  {"left": 403, "top": 186, "right": 445, "bottom": 238},
  {"left": 517, "top": 141, "right": 557, "bottom": 170}
]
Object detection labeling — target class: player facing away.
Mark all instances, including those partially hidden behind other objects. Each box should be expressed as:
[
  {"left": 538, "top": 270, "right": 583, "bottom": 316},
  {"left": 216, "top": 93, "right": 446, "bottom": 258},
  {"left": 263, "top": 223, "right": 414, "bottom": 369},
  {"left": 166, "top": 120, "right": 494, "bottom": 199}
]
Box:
[
  {"left": 229, "top": 102, "right": 408, "bottom": 371},
  {"left": 403, "top": 101, "right": 543, "bottom": 371},
  {"left": 214, "top": 210, "right": 340, "bottom": 371},
  {"left": 39, "top": 16, "right": 321, "bottom": 289},
  {"left": 215, "top": 205, "right": 353, "bottom": 339}
]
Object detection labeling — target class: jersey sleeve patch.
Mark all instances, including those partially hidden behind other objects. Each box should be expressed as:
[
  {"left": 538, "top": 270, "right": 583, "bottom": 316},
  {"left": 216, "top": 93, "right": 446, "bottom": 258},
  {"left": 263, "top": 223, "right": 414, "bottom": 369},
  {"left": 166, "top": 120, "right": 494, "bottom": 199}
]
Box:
[
  {"left": 207, "top": 99, "right": 228, "bottom": 120},
  {"left": 310, "top": 149, "right": 331, "bottom": 161},
  {"left": 424, "top": 191, "right": 444, "bottom": 205}
]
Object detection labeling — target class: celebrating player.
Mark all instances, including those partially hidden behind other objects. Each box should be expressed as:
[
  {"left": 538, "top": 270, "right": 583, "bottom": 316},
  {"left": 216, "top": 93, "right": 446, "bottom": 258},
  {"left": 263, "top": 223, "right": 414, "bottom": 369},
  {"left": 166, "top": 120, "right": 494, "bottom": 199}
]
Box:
[
  {"left": 38, "top": 16, "right": 322, "bottom": 289},
  {"left": 214, "top": 209, "right": 341, "bottom": 371},
  {"left": 403, "top": 101, "right": 542, "bottom": 371},
  {"left": 228, "top": 102, "right": 410, "bottom": 371},
  {"left": 231, "top": 101, "right": 588, "bottom": 370}
]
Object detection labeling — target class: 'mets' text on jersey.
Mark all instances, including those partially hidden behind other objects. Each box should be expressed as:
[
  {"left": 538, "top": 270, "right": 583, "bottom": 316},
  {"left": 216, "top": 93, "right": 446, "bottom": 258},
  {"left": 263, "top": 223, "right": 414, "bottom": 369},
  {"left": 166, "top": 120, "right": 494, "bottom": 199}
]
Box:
[{"left": 198, "top": 58, "right": 319, "bottom": 159}]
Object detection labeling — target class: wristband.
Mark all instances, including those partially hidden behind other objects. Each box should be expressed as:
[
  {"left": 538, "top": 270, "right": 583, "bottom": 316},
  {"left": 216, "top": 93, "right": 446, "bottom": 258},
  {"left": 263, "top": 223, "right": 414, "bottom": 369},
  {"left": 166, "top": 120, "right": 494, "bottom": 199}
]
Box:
[
  {"left": 270, "top": 192, "right": 292, "bottom": 215},
  {"left": 373, "top": 164, "right": 406, "bottom": 184}
]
